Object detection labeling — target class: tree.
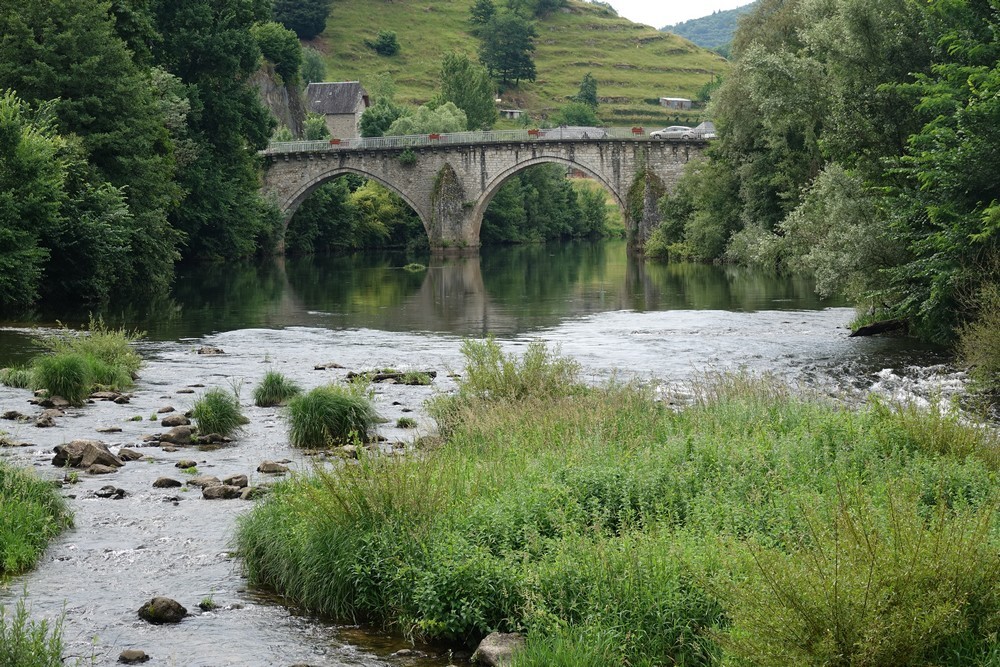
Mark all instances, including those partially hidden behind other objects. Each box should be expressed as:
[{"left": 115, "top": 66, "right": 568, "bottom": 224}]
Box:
[
  {"left": 440, "top": 52, "right": 498, "bottom": 130},
  {"left": 251, "top": 21, "right": 302, "bottom": 84},
  {"left": 469, "top": 0, "right": 496, "bottom": 33},
  {"left": 478, "top": 13, "right": 537, "bottom": 86},
  {"left": 385, "top": 102, "right": 467, "bottom": 135},
  {"left": 0, "top": 0, "right": 181, "bottom": 300},
  {"left": 360, "top": 100, "right": 410, "bottom": 137},
  {"left": 303, "top": 113, "right": 329, "bottom": 140},
  {"left": 574, "top": 72, "right": 598, "bottom": 109},
  {"left": 551, "top": 101, "right": 599, "bottom": 126},
  {"left": 272, "top": 0, "right": 329, "bottom": 40},
  {"left": 151, "top": 0, "right": 282, "bottom": 261},
  {"left": 301, "top": 47, "right": 326, "bottom": 85}
]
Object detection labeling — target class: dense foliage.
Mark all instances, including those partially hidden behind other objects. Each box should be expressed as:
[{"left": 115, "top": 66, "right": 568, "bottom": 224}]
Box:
[
  {"left": 658, "top": 0, "right": 1000, "bottom": 351},
  {"left": 478, "top": 11, "right": 537, "bottom": 86},
  {"left": 440, "top": 52, "right": 499, "bottom": 131},
  {"left": 0, "top": 0, "right": 286, "bottom": 311},
  {"left": 0, "top": 462, "right": 73, "bottom": 576},
  {"left": 272, "top": 0, "right": 329, "bottom": 40}
]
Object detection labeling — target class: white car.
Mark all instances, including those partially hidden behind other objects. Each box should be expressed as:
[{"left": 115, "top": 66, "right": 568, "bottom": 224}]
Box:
[{"left": 649, "top": 125, "right": 694, "bottom": 140}]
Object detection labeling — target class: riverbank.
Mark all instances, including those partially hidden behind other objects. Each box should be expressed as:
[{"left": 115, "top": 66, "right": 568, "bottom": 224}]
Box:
[{"left": 237, "top": 340, "right": 1000, "bottom": 666}]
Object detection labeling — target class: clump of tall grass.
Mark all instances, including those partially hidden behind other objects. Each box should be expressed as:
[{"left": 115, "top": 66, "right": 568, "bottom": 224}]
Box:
[
  {"left": 0, "top": 366, "right": 33, "bottom": 389},
  {"left": 191, "top": 388, "right": 247, "bottom": 436},
  {"left": 0, "top": 462, "right": 73, "bottom": 576},
  {"left": 253, "top": 370, "right": 301, "bottom": 407},
  {"left": 429, "top": 337, "right": 583, "bottom": 432},
  {"left": 29, "top": 318, "right": 143, "bottom": 404},
  {"left": 237, "top": 357, "right": 1000, "bottom": 664},
  {"left": 0, "top": 597, "right": 65, "bottom": 667},
  {"left": 285, "top": 384, "right": 379, "bottom": 447},
  {"left": 32, "top": 355, "right": 90, "bottom": 405}
]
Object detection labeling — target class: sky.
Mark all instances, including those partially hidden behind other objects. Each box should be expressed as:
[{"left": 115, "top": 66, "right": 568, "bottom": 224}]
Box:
[{"left": 604, "top": 0, "right": 753, "bottom": 28}]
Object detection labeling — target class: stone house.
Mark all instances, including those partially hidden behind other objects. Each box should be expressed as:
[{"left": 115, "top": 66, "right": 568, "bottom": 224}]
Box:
[
  {"left": 305, "top": 81, "right": 370, "bottom": 138},
  {"left": 659, "top": 97, "right": 692, "bottom": 110}
]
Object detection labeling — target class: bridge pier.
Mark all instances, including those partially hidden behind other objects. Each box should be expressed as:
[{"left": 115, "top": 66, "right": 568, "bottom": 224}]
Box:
[{"left": 427, "top": 163, "right": 480, "bottom": 250}]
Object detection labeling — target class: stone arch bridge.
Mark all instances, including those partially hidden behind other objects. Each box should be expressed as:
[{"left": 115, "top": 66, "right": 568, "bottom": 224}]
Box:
[{"left": 262, "top": 128, "right": 708, "bottom": 251}]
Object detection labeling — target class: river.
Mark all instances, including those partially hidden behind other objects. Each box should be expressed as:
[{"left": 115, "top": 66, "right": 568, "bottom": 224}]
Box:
[{"left": 0, "top": 241, "right": 955, "bottom": 666}]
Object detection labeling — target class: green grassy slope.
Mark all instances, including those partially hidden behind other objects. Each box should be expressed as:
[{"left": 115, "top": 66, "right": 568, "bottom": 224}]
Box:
[{"left": 309, "top": 0, "right": 728, "bottom": 127}]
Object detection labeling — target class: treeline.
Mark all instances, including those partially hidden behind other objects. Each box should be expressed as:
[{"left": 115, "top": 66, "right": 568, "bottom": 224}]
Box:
[
  {"left": 0, "top": 0, "right": 312, "bottom": 311},
  {"left": 651, "top": 0, "right": 1000, "bottom": 375}
]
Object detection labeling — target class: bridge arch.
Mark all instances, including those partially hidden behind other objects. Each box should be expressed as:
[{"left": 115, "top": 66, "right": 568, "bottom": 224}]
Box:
[
  {"left": 279, "top": 166, "right": 429, "bottom": 232},
  {"left": 470, "top": 156, "right": 627, "bottom": 242}
]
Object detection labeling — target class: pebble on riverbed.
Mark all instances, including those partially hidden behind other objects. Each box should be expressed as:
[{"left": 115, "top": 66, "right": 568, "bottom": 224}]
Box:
[{"left": 118, "top": 649, "right": 149, "bottom": 664}]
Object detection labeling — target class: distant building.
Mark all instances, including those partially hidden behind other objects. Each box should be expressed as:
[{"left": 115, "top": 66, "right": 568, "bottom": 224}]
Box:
[
  {"left": 305, "top": 81, "right": 370, "bottom": 138},
  {"left": 659, "top": 97, "right": 692, "bottom": 110},
  {"left": 500, "top": 109, "right": 525, "bottom": 120}
]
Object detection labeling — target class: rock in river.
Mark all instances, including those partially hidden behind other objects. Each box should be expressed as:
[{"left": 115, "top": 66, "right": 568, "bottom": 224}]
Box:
[
  {"left": 137, "top": 597, "right": 187, "bottom": 624},
  {"left": 53, "top": 440, "right": 124, "bottom": 469}
]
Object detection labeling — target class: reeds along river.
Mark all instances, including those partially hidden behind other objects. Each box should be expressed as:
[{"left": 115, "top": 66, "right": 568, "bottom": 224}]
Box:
[{"left": 0, "top": 240, "right": 958, "bottom": 665}]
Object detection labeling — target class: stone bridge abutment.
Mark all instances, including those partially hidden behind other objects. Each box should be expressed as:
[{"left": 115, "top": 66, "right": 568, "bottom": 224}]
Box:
[{"left": 262, "top": 132, "right": 706, "bottom": 252}]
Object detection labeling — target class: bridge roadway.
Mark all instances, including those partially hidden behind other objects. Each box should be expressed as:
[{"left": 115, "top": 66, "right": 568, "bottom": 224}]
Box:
[{"left": 261, "top": 127, "right": 708, "bottom": 251}]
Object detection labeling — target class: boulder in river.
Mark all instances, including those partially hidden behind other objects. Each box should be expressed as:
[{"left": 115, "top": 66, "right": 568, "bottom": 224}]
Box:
[
  {"left": 197, "top": 346, "right": 225, "bottom": 355},
  {"left": 222, "top": 474, "right": 248, "bottom": 488},
  {"left": 471, "top": 632, "right": 525, "bottom": 666},
  {"left": 257, "top": 460, "right": 289, "bottom": 474},
  {"left": 159, "top": 426, "right": 193, "bottom": 445},
  {"left": 53, "top": 440, "right": 123, "bottom": 469},
  {"left": 118, "top": 649, "right": 149, "bottom": 664},
  {"left": 117, "top": 448, "right": 143, "bottom": 461},
  {"left": 187, "top": 475, "right": 221, "bottom": 488},
  {"left": 160, "top": 413, "right": 190, "bottom": 427},
  {"left": 153, "top": 477, "right": 182, "bottom": 488},
  {"left": 203, "top": 484, "right": 242, "bottom": 500},
  {"left": 137, "top": 597, "right": 187, "bottom": 624},
  {"left": 87, "top": 464, "right": 120, "bottom": 475},
  {"left": 95, "top": 485, "right": 127, "bottom": 499}
]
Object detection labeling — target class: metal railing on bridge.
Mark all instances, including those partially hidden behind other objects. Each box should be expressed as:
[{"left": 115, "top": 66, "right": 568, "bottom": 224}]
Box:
[{"left": 264, "top": 126, "right": 710, "bottom": 155}]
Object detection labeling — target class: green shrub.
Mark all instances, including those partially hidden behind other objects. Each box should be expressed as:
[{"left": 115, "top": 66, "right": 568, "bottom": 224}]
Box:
[
  {"left": 0, "top": 462, "right": 73, "bottom": 576},
  {"left": 451, "top": 337, "right": 581, "bottom": 402},
  {"left": 396, "top": 416, "right": 418, "bottom": 428},
  {"left": 365, "top": 29, "right": 400, "bottom": 56},
  {"left": 31, "top": 354, "right": 90, "bottom": 405},
  {"left": 191, "top": 388, "right": 247, "bottom": 436},
  {"left": 959, "top": 282, "right": 1000, "bottom": 398},
  {"left": 0, "top": 597, "right": 65, "bottom": 667},
  {"left": 0, "top": 366, "right": 33, "bottom": 389},
  {"left": 253, "top": 370, "right": 302, "bottom": 407},
  {"left": 286, "top": 384, "right": 379, "bottom": 447},
  {"left": 716, "top": 489, "right": 1000, "bottom": 666},
  {"left": 400, "top": 371, "right": 432, "bottom": 386}
]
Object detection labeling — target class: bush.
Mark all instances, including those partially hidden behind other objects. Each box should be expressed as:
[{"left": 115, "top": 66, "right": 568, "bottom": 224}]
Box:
[
  {"left": 959, "top": 282, "right": 1000, "bottom": 398},
  {"left": 716, "top": 489, "right": 1000, "bottom": 666},
  {"left": 191, "top": 388, "right": 247, "bottom": 436},
  {"left": 286, "top": 384, "right": 379, "bottom": 447},
  {"left": 447, "top": 337, "right": 581, "bottom": 402},
  {"left": 253, "top": 370, "right": 302, "bottom": 407},
  {"left": 365, "top": 30, "right": 400, "bottom": 56},
  {"left": 0, "top": 597, "right": 65, "bottom": 667},
  {"left": 0, "top": 462, "right": 72, "bottom": 576},
  {"left": 37, "top": 317, "right": 143, "bottom": 379}
]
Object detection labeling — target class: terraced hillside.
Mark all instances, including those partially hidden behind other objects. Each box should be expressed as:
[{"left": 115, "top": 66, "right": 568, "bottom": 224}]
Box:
[{"left": 309, "top": 0, "right": 728, "bottom": 126}]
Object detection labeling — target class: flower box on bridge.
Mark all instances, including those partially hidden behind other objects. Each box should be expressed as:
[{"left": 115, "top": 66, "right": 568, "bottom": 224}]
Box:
[
  {"left": 328, "top": 138, "right": 341, "bottom": 145},
  {"left": 527, "top": 129, "right": 543, "bottom": 138},
  {"left": 428, "top": 133, "right": 441, "bottom": 140},
  {"left": 631, "top": 127, "right": 644, "bottom": 135}
]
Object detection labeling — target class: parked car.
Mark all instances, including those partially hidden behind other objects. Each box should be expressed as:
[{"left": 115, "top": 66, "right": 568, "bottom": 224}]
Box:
[{"left": 649, "top": 125, "right": 694, "bottom": 139}]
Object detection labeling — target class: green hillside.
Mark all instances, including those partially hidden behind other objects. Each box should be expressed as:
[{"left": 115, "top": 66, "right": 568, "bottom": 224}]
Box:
[
  {"left": 662, "top": 3, "right": 758, "bottom": 51},
  {"left": 309, "top": 0, "right": 728, "bottom": 126}
]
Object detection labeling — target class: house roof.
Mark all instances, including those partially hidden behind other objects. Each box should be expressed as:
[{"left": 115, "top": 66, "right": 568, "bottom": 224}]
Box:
[{"left": 306, "top": 81, "right": 369, "bottom": 115}]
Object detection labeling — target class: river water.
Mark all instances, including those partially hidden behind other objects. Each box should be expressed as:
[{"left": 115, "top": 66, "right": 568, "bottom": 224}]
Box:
[{"left": 0, "top": 241, "right": 954, "bottom": 666}]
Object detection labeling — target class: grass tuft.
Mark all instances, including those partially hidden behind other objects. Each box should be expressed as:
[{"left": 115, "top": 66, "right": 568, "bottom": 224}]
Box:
[
  {"left": 191, "top": 388, "right": 247, "bottom": 437},
  {"left": 286, "top": 384, "right": 379, "bottom": 447},
  {"left": 32, "top": 354, "right": 90, "bottom": 405},
  {"left": 253, "top": 370, "right": 302, "bottom": 407}
]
